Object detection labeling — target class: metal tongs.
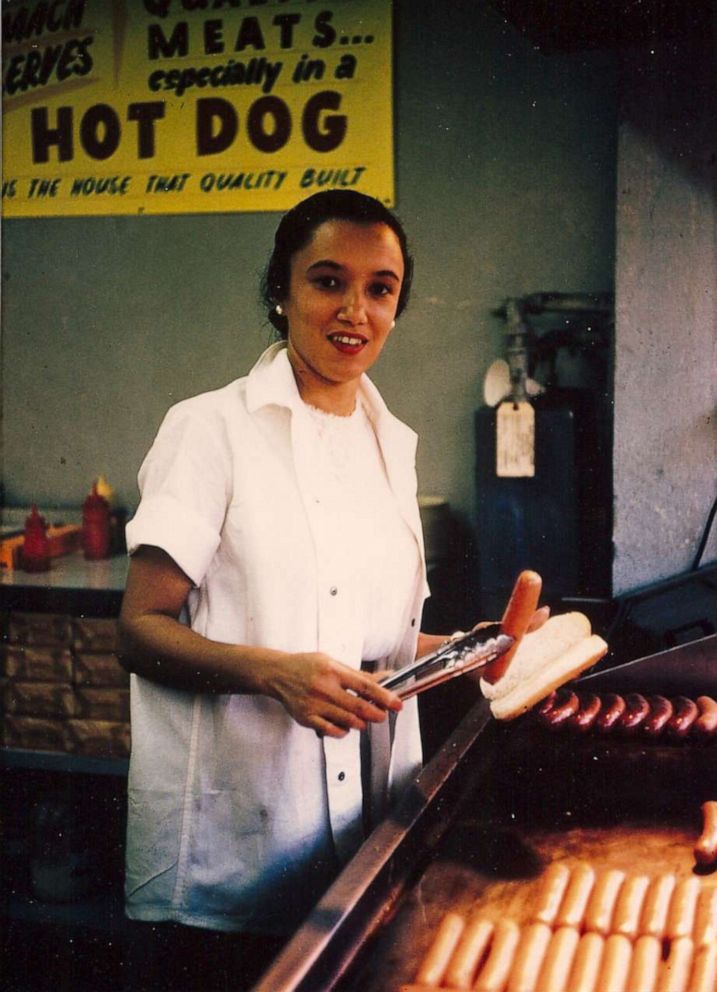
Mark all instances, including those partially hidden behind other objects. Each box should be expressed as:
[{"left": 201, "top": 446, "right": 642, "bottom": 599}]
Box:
[{"left": 380, "top": 623, "right": 514, "bottom": 700}]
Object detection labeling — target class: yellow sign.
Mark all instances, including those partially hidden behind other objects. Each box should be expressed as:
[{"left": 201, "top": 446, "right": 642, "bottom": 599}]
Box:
[{"left": 2, "top": 0, "right": 394, "bottom": 216}]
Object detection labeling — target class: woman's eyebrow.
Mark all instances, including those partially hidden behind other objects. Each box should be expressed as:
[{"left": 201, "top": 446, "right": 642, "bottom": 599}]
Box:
[
  {"left": 306, "top": 259, "right": 342, "bottom": 272},
  {"left": 306, "top": 259, "right": 401, "bottom": 281}
]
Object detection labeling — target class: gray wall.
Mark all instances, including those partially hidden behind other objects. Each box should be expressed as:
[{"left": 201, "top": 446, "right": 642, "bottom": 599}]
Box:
[
  {"left": 2, "top": 3, "right": 617, "bottom": 535},
  {"left": 613, "top": 36, "right": 717, "bottom": 594}
]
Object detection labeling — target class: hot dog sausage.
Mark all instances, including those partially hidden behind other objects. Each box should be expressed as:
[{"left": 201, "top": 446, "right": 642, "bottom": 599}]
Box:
[
  {"left": 569, "top": 693, "right": 603, "bottom": 732},
  {"left": 443, "top": 916, "right": 495, "bottom": 989},
  {"left": 533, "top": 862, "right": 572, "bottom": 926},
  {"left": 693, "top": 696, "right": 717, "bottom": 739},
  {"left": 664, "top": 876, "right": 700, "bottom": 940},
  {"left": 642, "top": 696, "right": 675, "bottom": 737},
  {"left": 473, "top": 918, "right": 521, "bottom": 992},
  {"left": 666, "top": 696, "right": 699, "bottom": 739},
  {"left": 655, "top": 935, "right": 693, "bottom": 992},
  {"left": 506, "top": 922, "right": 552, "bottom": 992},
  {"left": 482, "top": 570, "right": 542, "bottom": 684},
  {"left": 597, "top": 933, "right": 633, "bottom": 992},
  {"left": 595, "top": 693, "right": 627, "bottom": 732},
  {"left": 555, "top": 862, "right": 596, "bottom": 929},
  {"left": 534, "top": 926, "right": 580, "bottom": 992},
  {"left": 693, "top": 886, "right": 717, "bottom": 947},
  {"left": 689, "top": 942, "right": 717, "bottom": 992},
  {"left": 583, "top": 868, "right": 626, "bottom": 935},
  {"left": 694, "top": 800, "right": 717, "bottom": 870},
  {"left": 639, "top": 873, "right": 676, "bottom": 939},
  {"left": 625, "top": 935, "right": 661, "bottom": 992},
  {"left": 617, "top": 693, "right": 651, "bottom": 733},
  {"left": 567, "top": 932, "right": 605, "bottom": 992},
  {"left": 543, "top": 689, "right": 581, "bottom": 729},
  {"left": 537, "top": 691, "right": 557, "bottom": 718},
  {"left": 612, "top": 874, "right": 650, "bottom": 938},
  {"left": 414, "top": 911, "right": 466, "bottom": 985}
]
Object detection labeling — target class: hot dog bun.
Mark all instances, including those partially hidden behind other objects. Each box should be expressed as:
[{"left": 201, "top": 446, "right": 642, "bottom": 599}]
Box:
[{"left": 480, "top": 612, "right": 608, "bottom": 721}]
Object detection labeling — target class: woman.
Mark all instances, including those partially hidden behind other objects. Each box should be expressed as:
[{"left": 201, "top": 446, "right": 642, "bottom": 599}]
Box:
[{"left": 119, "top": 190, "right": 466, "bottom": 987}]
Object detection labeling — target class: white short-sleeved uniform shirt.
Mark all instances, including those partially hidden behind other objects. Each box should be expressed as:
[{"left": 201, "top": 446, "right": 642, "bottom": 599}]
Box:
[{"left": 124, "top": 343, "right": 429, "bottom": 935}]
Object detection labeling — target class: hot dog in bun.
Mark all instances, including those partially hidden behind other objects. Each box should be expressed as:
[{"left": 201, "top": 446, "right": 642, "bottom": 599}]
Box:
[{"left": 480, "top": 611, "right": 608, "bottom": 721}]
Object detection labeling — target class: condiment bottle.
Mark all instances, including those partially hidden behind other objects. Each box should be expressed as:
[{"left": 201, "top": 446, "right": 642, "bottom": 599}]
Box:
[
  {"left": 21, "top": 505, "right": 51, "bottom": 572},
  {"left": 82, "top": 483, "right": 111, "bottom": 560},
  {"left": 94, "top": 474, "right": 125, "bottom": 553}
]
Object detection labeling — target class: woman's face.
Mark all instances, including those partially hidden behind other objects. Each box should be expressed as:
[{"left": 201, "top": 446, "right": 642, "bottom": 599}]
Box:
[{"left": 282, "top": 219, "right": 404, "bottom": 401}]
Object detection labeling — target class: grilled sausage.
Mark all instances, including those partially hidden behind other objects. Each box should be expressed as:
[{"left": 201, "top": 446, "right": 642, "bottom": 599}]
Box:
[
  {"left": 482, "top": 570, "right": 543, "bottom": 684},
  {"left": 567, "top": 932, "right": 605, "bottom": 992},
  {"left": 415, "top": 911, "right": 466, "bottom": 985},
  {"left": 443, "top": 916, "right": 495, "bottom": 989},
  {"left": 595, "top": 693, "right": 627, "bottom": 732},
  {"left": 666, "top": 696, "right": 699, "bottom": 739},
  {"left": 569, "top": 693, "right": 603, "bottom": 732},
  {"left": 694, "top": 800, "right": 717, "bottom": 870},
  {"left": 642, "top": 696, "right": 675, "bottom": 737},
  {"left": 625, "top": 935, "right": 661, "bottom": 992},
  {"left": 612, "top": 874, "right": 650, "bottom": 938},
  {"left": 507, "top": 922, "right": 552, "bottom": 992},
  {"left": 689, "top": 943, "right": 717, "bottom": 992},
  {"left": 537, "top": 691, "right": 558, "bottom": 718},
  {"left": 473, "top": 918, "right": 521, "bottom": 992},
  {"left": 555, "top": 862, "right": 596, "bottom": 929},
  {"left": 693, "top": 886, "right": 717, "bottom": 947},
  {"left": 584, "top": 868, "right": 626, "bottom": 935},
  {"left": 534, "top": 926, "right": 580, "bottom": 992},
  {"left": 639, "top": 873, "right": 676, "bottom": 939},
  {"left": 543, "top": 689, "right": 581, "bottom": 729},
  {"left": 693, "top": 696, "right": 717, "bottom": 739},
  {"left": 617, "top": 693, "right": 651, "bottom": 733},
  {"left": 656, "top": 935, "right": 693, "bottom": 992},
  {"left": 598, "top": 933, "right": 633, "bottom": 992},
  {"left": 533, "top": 862, "right": 572, "bottom": 926},
  {"left": 664, "top": 876, "right": 700, "bottom": 940}
]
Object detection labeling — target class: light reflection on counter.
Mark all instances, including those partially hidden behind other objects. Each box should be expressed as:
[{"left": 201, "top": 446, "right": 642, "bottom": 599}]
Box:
[{"left": 0, "top": 551, "right": 128, "bottom": 591}]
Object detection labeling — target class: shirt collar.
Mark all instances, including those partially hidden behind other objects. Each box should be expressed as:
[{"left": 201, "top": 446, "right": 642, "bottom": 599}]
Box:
[{"left": 245, "top": 341, "right": 303, "bottom": 414}]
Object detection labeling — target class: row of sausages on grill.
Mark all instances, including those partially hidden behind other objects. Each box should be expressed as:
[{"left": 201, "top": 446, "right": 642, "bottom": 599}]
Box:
[
  {"left": 403, "top": 918, "right": 717, "bottom": 992},
  {"left": 402, "top": 862, "right": 717, "bottom": 991},
  {"left": 534, "top": 691, "right": 717, "bottom": 739}
]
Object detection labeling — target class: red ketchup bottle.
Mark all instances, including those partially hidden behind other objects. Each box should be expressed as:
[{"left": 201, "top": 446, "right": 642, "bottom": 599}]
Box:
[
  {"left": 22, "top": 505, "right": 51, "bottom": 572},
  {"left": 82, "top": 483, "right": 111, "bottom": 560}
]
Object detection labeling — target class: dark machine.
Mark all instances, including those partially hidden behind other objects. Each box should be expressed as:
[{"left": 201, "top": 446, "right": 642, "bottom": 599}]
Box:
[{"left": 475, "top": 292, "right": 614, "bottom": 611}]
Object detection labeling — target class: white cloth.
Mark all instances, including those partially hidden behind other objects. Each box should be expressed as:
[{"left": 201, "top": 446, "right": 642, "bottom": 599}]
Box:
[
  {"left": 302, "top": 400, "right": 419, "bottom": 661},
  {"left": 124, "top": 342, "right": 428, "bottom": 934}
]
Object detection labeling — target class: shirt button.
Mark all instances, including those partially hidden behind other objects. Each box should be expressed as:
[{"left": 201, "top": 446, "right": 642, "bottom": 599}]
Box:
[
  {"left": 329, "top": 586, "right": 338, "bottom": 596},
  {"left": 338, "top": 771, "right": 345, "bottom": 781}
]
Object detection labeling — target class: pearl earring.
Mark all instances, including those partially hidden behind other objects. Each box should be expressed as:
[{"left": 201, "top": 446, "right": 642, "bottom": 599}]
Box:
[
  {"left": 391, "top": 320, "right": 396, "bottom": 329},
  {"left": 275, "top": 304, "right": 283, "bottom": 316}
]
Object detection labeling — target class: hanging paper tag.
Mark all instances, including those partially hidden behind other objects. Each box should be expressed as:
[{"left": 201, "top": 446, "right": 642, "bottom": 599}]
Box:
[{"left": 496, "top": 401, "right": 535, "bottom": 477}]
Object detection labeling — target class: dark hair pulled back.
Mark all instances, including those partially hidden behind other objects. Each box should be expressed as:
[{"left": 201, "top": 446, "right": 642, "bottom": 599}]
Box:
[{"left": 261, "top": 189, "right": 413, "bottom": 337}]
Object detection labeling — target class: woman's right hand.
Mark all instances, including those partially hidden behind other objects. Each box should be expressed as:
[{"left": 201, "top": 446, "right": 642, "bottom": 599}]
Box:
[
  {"left": 264, "top": 652, "right": 403, "bottom": 739},
  {"left": 120, "top": 547, "right": 400, "bottom": 737}
]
